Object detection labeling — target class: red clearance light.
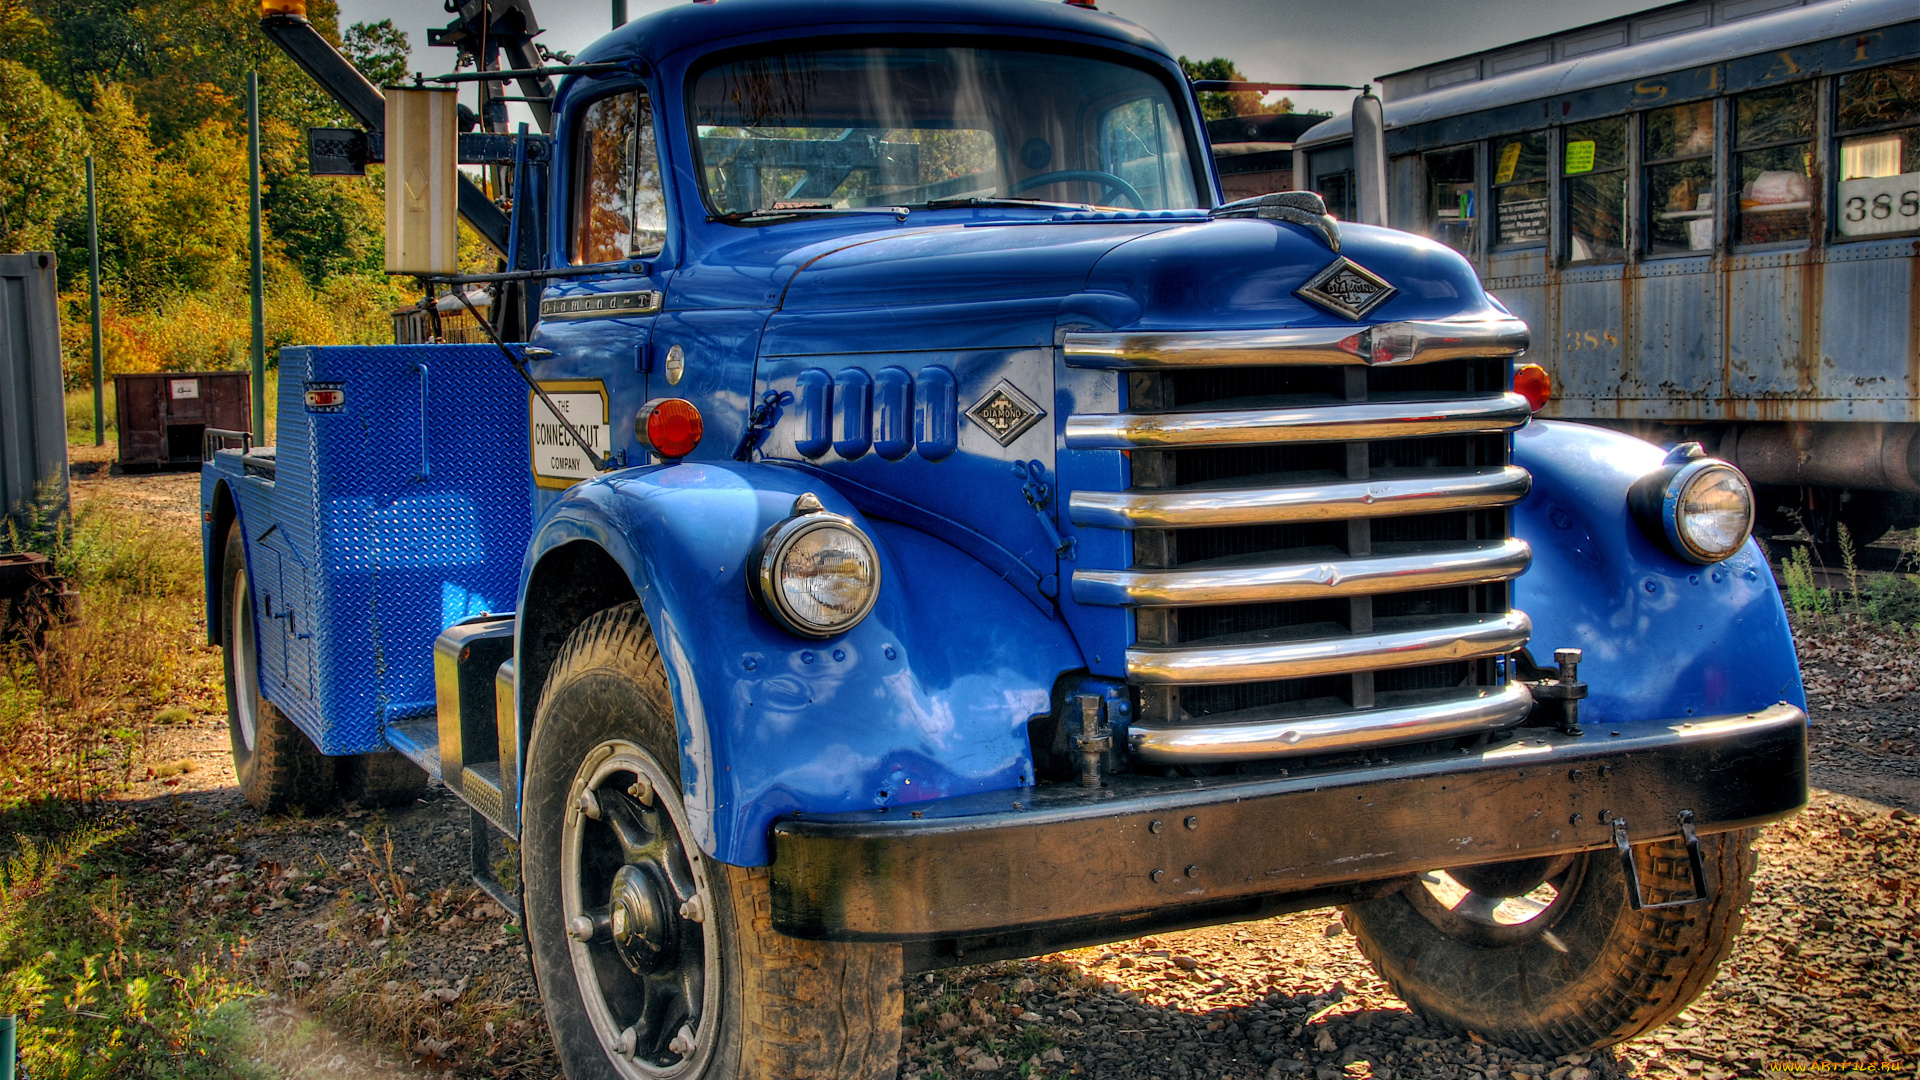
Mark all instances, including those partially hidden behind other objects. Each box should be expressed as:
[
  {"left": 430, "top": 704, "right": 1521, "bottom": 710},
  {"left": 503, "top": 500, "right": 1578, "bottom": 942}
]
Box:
[
  {"left": 1514, "top": 364, "right": 1551, "bottom": 412},
  {"left": 637, "top": 398, "right": 704, "bottom": 459}
]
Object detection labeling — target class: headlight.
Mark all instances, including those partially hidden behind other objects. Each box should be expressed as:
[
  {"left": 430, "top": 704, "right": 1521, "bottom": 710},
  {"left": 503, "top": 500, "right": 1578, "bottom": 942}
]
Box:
[
  {"left": 1628, "top": 448, "right": 1754, "bottom": 564},
  {"left": 751, "top": 495, "right": 880, "bottom": 638}
]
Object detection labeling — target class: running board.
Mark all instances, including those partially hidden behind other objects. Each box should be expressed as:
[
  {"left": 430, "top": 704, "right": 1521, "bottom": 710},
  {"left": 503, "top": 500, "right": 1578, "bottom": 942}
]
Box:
[{"left": 381, "top": 615, "right": 527, "bottom": 921}]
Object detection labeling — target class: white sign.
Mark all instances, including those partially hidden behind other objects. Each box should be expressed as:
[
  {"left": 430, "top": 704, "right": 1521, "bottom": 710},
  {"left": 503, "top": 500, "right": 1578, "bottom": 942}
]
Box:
[
  {"left": 530, "top": 387, "right": 611, "bottom": 488},
  {"left": 170, "top": 379, "right": 200, "bottom": 400},
  {"left": 1837, "top": 172, "right": 1920, "bottom": 237}
]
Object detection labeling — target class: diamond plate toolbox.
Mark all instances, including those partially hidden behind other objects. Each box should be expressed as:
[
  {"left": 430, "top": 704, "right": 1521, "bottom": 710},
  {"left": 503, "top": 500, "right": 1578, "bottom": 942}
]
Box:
[{"left": 258, "top": 345, "right": 532, "bottom": 755}]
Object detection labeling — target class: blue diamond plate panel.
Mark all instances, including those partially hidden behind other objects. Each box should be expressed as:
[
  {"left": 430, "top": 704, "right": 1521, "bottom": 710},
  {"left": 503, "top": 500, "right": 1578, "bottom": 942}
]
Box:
[{"left": 249, "top": 345, "right": 531, "bottom": 756}]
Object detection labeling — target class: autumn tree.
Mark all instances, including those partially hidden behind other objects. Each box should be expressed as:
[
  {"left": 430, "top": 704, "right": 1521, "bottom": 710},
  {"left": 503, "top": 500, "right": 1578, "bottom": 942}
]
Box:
[
  {"left": 0, "top": 59, "right": 88, "bottom": 252},
  {"left": 1179, "top": 56, "right": 1294, "bottom": 122}
]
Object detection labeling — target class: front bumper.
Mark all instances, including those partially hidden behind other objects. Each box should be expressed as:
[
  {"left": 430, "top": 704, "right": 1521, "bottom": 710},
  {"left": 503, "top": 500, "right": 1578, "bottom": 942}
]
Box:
[{"left": 769, "top": 703, "right": 1806, "bottom": 942}]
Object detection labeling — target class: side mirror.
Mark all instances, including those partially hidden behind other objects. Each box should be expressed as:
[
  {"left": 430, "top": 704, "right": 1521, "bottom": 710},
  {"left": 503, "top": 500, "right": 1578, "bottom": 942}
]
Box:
[
  {"left": 1351, "top": 91, "right": 1387, "bottom": 227},
  {"left": 384, "top": 87, "right": 460, "bottom": 275}
]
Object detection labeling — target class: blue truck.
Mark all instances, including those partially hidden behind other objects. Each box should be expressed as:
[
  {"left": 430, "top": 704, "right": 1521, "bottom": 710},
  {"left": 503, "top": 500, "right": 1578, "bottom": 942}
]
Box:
[{"left": 206, "top": 1, "right": 1810, "bottom": 1075}]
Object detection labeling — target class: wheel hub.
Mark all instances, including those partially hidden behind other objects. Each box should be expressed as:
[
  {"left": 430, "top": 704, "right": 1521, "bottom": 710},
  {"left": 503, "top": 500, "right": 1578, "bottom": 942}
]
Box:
[{"left": 610, "top": 863, "right": 675, "bottom": 973}]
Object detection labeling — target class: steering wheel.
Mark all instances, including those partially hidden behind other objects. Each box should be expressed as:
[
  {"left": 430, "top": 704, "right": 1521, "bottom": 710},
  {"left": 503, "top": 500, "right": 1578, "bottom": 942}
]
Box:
[{"left": 1008, "top": 169, "right": 1146, "bottom": 209}]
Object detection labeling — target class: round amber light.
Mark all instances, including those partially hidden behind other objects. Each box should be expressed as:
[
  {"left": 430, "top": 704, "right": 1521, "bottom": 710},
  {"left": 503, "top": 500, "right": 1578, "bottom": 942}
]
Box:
[
  {"left": 637, "top": 398, "right": 703, "bottom": 459},
  {"left": 1513, "top": 364, "right": 1551, "bottom": 412}
]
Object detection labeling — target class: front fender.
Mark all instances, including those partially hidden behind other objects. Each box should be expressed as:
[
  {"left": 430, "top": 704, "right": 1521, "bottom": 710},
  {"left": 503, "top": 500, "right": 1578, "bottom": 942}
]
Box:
[
  {"left": 1512, "top": 420, "right": 1806, "bottom": 726},
  {"left": 522, "top": 461, "right": 1084, "bottom": 866}
]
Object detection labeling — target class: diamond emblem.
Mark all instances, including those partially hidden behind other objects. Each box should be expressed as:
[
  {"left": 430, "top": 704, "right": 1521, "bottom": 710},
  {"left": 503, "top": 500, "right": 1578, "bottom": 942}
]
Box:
[
  {"left": 966, "top": 380, "right": 1046, "bottom": 446},
  {"left": 1296, "top": 257, "right": 1399, "bottom": 321}
]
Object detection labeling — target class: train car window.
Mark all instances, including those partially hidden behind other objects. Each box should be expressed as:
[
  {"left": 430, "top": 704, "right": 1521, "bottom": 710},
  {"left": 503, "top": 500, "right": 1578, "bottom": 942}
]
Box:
[
  {"left": 1645, "top": 101, "right": 1716, "bottom": 254},
  {"left": 1835, "top": 58, "right": 1920, "bottom": 239},
  {"left": 1491, "top": 131, "right": 1548, "bottom": 247},
  {"left": 1562, "top": 118, "right": 1626, "bottom": 261},
  {"left": 1733, "top": 84, "right": 1814, "bottom": 245},
  {"left": 573, "top": 91, "right": 667, "bottom": 263},
  {"left": 1308, "top": 145, "right": 1355, "bottom": 220},
  {"left": 1422, "top": 146, "right": 1479, "bottom": 259}
]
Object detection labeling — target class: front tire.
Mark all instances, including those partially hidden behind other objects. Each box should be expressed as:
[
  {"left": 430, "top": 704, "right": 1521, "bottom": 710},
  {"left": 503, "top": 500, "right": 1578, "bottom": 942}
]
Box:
[
  {"left": 1344, "top": 828, "right": 1757, "bottom": 1054},
  {"left": 522, "top": 602, "right": 902, "bottom": 1080},
  {"left": 219, "top": 521, "right": 334, "bottom": 813}
]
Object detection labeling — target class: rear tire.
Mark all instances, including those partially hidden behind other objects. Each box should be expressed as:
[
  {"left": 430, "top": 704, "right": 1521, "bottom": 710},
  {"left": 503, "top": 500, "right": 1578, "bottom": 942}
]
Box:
[
  {"left": 522, "top": 602, "right": 902, "bottom": 1080},
  {"left": 1344, "top": 828, "right": 1757, "bottom": 1054},
  {"left": 336, "top": 750, "right": 429, "bottom": 807},
  {"left": 220, "top": 521, "right": 334, "bottom": 814}
]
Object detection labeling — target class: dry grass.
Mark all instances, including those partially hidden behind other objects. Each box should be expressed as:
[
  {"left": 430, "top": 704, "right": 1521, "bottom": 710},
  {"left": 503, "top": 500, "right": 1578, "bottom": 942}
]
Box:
[{"left": 0, "top": 487, "right": 221, "bottom": 803}]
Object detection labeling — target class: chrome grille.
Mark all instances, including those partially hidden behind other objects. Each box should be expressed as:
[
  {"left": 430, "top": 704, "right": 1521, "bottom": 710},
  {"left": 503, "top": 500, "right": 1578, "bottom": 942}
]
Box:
[{"left": 1064, "top": 315, "right": 1535, "bottom": 766}]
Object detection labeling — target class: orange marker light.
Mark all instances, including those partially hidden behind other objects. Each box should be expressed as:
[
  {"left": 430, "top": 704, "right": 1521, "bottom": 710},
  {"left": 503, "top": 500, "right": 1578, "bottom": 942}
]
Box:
[
  {"left": 637, "top": 398, "right": 704, "bottom": 459},
  {"left": 260, "top": 0, "right": 307, "bottom": 17},
  {"left": 1514, "top": 364, "right": 1551, "bottom": 412}
]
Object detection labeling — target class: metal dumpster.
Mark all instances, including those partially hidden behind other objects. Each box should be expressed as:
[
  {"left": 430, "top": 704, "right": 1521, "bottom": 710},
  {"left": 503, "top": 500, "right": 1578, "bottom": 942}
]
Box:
[{"left": 114, "top": 371, "right": 250, "bottom": 471}]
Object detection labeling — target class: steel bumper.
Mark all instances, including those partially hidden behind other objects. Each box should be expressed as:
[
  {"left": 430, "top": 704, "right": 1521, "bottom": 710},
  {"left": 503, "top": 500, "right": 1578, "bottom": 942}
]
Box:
[{"left": 769, "top": 703, "right": 1807, "bottom": 942}]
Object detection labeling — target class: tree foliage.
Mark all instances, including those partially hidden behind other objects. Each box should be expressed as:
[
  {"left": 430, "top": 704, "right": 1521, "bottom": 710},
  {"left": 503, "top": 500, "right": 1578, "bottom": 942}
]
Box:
[
  {"left": 0, "top": 0, "right": 412, "bottom": 380},
  {"left": 1179, "top": 56, "right": 1294, "bottom": 122},
  {"left": 344, "top": 18, "right": 411, "bottom": 89},
  {"left": 0, "top": 60, "right": 88, "bottom": 251}
]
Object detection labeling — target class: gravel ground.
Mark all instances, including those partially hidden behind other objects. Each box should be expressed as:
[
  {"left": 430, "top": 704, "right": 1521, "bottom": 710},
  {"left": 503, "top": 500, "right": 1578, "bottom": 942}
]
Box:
[{"left": 83, "top": 462, "right": 1920, "bottom": 1078}]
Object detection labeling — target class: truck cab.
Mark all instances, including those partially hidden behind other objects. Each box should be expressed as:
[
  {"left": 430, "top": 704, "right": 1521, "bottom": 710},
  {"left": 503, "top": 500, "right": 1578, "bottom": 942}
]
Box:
[{"left": 205, "top": 1, "right": 1809, "bottom": 1076}]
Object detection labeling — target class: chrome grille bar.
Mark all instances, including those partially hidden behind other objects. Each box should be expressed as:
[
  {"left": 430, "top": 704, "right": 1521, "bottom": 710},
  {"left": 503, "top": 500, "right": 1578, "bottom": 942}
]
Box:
[
  {"left": 1067, "top": 465, "right": 1530, "bottom": 529},
  {"left": 1128, "top": 682, "right": 1534, "bottom": 763},
  {"left": 1065, "top": 393, "right": 1532, "bottom": 450},
  {"left": 1073, "top": 538, "right": 1529, "bottom": 607},
  {"left": 1063, "top": 315, "right": 1530, "bottom": 371},
  {"left": 1128, "top": 612, "right": 1531, "bottom": 685}
]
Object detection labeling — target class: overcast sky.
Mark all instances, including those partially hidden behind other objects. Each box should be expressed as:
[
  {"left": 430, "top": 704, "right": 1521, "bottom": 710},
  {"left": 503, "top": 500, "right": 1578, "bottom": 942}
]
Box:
[{"left": 335, "top": 0, "right": 1655, "bottom": 117}]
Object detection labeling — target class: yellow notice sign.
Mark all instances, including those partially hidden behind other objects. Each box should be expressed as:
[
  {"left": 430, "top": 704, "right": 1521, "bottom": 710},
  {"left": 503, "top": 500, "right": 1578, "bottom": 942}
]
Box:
[
  {"left": 1565, "top": 140, "right": 1597, "bottom": 175},
  {"left": 1495, "top": 142, "right": 1522, "bottom": 184}
]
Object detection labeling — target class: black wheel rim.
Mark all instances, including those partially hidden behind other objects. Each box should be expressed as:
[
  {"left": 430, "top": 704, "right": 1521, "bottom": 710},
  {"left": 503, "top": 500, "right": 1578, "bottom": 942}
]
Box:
[
  {"left": 1407, "top": 853, "right": 1587, "bottom": 949},
  {"left": 562, "top": 740, "right": 719, "bottom": 1077}
]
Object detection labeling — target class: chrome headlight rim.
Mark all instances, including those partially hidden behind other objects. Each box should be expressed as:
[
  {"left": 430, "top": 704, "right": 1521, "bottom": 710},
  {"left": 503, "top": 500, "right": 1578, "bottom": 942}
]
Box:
[
  {"left": 1663, "top": 460, "right": 1754, "bottom": 564},
  {"left": 751, "top": 509, "right": 881, "bottom": 640},
  {"left": 1630, "top": 455, "right": 1754, "bottom": 565}
]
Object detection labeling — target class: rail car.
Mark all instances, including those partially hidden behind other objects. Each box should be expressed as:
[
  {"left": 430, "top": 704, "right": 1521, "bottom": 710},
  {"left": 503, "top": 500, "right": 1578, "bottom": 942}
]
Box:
[{"left": 1296, "top": 0, "right": 1920, "bottom": 546}]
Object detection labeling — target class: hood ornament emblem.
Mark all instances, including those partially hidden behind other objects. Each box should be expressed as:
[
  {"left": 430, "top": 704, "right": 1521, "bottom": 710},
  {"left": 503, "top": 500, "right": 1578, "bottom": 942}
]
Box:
[
  {"left": 1296, "top": 256, "right": 1398, "bottom": 321},
  {"left": 966, "top": 380, "right": 1046, "bottom": 446},
  {"left": 1211, "top": 190, "right": 1341, "bottom": 253}
]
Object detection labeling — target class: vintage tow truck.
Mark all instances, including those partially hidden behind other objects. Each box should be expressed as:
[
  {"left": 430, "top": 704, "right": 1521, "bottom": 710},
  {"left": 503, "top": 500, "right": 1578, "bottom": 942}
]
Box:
[{"left": 204, "top": 0, "right": 1809, "bottom": 1075}]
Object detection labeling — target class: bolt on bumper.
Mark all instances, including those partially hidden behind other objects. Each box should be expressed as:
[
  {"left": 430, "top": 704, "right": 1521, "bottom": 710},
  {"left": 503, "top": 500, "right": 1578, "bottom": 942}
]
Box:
[{"left": 768, "top": 703, "right": 1807, "bottom": 942}]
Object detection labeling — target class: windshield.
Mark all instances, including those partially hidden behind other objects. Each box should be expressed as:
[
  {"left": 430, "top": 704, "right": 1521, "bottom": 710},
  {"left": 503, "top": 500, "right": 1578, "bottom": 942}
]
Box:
[{"left": 690, "top": 45, "right": 1203, "bottom": 217}]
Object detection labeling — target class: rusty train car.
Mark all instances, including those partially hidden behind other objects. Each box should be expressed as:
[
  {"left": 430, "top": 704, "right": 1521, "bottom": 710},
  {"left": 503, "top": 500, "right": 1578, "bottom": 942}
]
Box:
[{"left": 1296, "top": 0, "right": 1920, "bottom": 545}]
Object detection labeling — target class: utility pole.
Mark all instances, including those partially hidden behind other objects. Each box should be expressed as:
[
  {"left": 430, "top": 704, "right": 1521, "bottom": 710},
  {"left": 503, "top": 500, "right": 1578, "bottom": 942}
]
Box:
[
  {"left": 247, "top": 71, "right": 266, "bottom": 439},
  {"left": 86, "top": 157, "right": 104, "bottom": 447},
  {"left": 613, "top": 0, "right": 626, "bottom": 27}
]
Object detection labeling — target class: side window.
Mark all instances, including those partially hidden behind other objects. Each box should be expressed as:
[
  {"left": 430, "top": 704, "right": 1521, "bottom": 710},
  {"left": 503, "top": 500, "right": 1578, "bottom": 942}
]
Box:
[
  {"left": 1835, "top": 58, "right": 1920, "bottom": 238},
  {"left": 573, "top": 91, "right": 667, "bottom": 264},
  {"left": 1645, "top": 101, "right": 1717, "bottom": 254},
  {"left": 1099, "top": 97, "right": 1198, "bottom": 210},
  {"left": 1733, "top": 84, "right": 1813, "bottom": 245},
  {"left": 1491, "top": 131, "right": 1548, "bottom": 247},
  {"left": 1421, "top": 146, "right": 1479, "bottom": 260},
  {"left": 1562, "top": 117, "right": 1626, "bottom": 261}
]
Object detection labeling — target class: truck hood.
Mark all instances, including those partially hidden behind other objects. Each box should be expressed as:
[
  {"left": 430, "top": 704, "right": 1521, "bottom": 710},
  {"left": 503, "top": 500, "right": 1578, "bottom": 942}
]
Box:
[{"left": 771, "top": 214, "right": 1501, "bottom": 334}]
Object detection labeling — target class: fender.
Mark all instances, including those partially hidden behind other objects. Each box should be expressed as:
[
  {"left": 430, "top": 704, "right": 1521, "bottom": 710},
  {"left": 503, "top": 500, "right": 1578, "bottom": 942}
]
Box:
[
  {"left": 1512, "top": 420, "right": 1806, "bottom": 726},
  {"left": 518, "top": 460, "right": 1085, "bottom": 866}
]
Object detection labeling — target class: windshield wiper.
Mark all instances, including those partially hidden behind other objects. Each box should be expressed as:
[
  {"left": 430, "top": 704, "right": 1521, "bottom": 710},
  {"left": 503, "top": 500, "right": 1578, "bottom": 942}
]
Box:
[
  {"left": 714, "top": 205, "right": 909, "bottom": 223},
  {"left": 922, "top": 197, "right": 1092, "bottom": 212}
]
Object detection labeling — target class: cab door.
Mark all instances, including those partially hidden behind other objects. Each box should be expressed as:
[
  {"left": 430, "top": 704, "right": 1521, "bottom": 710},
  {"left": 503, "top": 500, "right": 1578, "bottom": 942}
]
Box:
[{"left": 529, "top": 85, "right": 674, "bottom": 512}]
